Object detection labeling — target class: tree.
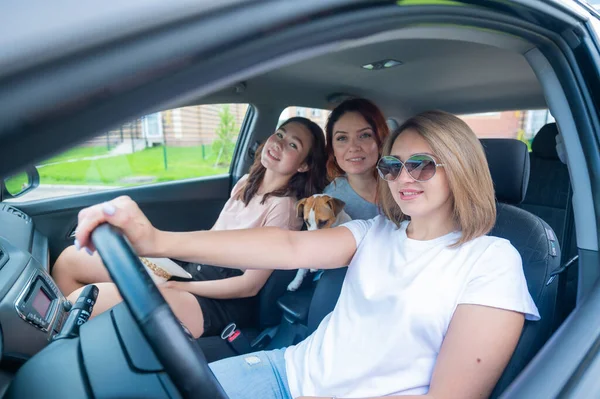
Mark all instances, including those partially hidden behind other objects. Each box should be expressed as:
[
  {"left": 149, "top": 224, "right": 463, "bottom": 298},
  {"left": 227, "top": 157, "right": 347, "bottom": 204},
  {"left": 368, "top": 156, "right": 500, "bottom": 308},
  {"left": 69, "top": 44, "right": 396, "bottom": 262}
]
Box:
[
  {"left": 213, "top": 105, "right": 238, "bottom": 166},
  {"left": 516, "top": 128, "right": 532, "bottom": 152}
]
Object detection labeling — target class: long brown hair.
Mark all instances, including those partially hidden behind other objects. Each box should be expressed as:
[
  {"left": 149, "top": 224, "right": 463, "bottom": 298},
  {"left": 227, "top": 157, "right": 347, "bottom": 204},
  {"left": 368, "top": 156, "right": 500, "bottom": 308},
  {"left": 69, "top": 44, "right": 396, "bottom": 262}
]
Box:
[
  {"left": 378, "top": 110, "right": 496, "bottom": 246},
  {"left": 238, "top": 117, "right": 328, "bottom": 205},
  {"left": 325, "top": 98, "right": 389, "bottom": 180}
]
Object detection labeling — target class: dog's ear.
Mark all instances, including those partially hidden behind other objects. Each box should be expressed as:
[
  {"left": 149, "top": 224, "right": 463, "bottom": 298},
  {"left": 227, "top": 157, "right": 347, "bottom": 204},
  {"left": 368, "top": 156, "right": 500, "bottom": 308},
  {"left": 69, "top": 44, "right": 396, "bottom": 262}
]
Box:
[
  {"left": 327, "top": 197, "right": 346, "bottom": 216},
  {"left": 296, "top": 198, "right": 308, "bottom": 218}
]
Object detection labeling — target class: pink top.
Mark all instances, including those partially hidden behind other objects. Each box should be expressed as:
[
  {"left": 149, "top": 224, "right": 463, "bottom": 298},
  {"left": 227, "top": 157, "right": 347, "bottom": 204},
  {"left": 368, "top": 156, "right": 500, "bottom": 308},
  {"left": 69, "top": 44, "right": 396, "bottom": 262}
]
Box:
[{"left": 212, "top": 175, "right": 303, "bottom": 232}]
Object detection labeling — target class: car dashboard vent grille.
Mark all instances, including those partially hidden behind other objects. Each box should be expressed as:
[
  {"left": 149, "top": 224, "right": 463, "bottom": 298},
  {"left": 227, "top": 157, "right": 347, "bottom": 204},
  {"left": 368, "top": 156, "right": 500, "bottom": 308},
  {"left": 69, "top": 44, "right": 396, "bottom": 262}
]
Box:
[
  {"left": 2, "top": 205, "right": 31, "bottom": 223},
  {"left": 0, "top": 246, "right": 7, "bottom": 270}
]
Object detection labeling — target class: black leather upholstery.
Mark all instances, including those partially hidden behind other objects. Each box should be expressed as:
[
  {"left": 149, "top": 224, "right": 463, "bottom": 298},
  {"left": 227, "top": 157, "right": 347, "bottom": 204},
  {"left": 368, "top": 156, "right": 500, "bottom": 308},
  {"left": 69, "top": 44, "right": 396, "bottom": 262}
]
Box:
[
  {"left": 194, "top": 270, "right": 296, "bottom": 363},
  {"left": 489, "top": 203, "right": 559, "bottom": 397},
  {"left": 477, "top": 138, "right": 560, "bottom": 396},
  {"left": 519, "top": 122, "right": 577, "bottom": 334},
  {"left": 520, "top": 123, "right": 571, "bottom": 242},
  {"left": 256, "top": 269, "right": 298, "bottom": 328},
  {"left": 480, "top": 138, "right": 530, "bottom": 204},
  {"left": 531, "top": 123, "right": 561, "bottom": 160},
  {"left": 277, "top": 288, "right": 314, "bottom": 325},
  {"left": 307, "top": 267, "right": 347, "bottom": 334}
]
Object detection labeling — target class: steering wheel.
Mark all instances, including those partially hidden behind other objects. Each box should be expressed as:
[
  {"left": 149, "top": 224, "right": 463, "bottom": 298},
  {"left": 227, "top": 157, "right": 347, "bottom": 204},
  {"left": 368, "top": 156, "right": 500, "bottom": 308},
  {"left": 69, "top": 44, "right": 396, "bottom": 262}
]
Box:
[{"left": 91, "top": 223, "right": 229, "bottom": 399}]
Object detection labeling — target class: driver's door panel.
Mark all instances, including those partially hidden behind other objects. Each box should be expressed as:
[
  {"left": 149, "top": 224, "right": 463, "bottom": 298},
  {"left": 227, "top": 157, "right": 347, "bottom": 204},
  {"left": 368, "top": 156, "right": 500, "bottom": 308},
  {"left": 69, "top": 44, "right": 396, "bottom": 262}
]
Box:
[{"left": 14, "top": 175, "right": 231, "bottom": 267}]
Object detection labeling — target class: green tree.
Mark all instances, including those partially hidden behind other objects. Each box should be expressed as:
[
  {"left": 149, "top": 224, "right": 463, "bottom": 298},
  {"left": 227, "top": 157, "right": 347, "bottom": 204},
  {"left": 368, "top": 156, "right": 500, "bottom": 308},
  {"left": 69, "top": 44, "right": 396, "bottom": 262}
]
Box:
[
  {"left": 213, "top": 105, "right": 238, "bottom": 166},
  {"left": 516, "top": 128, "right": 532, "bottom": 152}
]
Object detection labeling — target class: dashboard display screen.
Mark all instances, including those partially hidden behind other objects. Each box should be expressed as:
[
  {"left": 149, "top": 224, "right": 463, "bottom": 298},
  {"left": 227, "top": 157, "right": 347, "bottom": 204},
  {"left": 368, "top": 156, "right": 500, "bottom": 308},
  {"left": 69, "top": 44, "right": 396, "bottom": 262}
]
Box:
[{"left": 32, "top": 289, "right": 51, "bottom": 318}]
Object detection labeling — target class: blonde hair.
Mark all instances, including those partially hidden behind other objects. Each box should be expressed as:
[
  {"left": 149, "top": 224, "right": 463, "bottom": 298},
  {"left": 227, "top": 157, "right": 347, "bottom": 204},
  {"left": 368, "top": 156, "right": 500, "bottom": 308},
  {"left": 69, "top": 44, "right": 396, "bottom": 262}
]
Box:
[{"left": 378, "top": 110, "right": 496, "bottom": 246}]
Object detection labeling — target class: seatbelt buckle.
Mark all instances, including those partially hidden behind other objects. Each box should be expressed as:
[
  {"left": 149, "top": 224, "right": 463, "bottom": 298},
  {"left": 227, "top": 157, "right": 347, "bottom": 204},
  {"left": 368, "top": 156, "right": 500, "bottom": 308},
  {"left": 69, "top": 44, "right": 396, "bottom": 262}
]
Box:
[
  {"left": 221, "top": 323, "right": 252, "bottom": 354},
  {"left": 221, "top": 323, "right": 239, "bottom": 342}
]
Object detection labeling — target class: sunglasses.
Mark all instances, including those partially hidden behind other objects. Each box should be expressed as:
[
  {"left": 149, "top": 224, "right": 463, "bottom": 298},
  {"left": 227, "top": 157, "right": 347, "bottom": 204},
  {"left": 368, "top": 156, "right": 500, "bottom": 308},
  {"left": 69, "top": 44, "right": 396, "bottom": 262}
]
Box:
[{"left": 376, "top": 154, "right": 445, "bottom": 182}]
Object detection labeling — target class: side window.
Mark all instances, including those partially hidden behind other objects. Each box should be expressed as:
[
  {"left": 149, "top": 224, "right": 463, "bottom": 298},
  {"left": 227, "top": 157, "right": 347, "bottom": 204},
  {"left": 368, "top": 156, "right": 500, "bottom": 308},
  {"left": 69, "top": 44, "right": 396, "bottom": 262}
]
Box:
[
  {"left": 458, "top": 109, "right": 555, "bottom": 150},
  {"left": 279, "top": 106, "right": 331, "bottom": 132},
  {"left": 10, "top": 104, "right": 250, "bottom": 202}
]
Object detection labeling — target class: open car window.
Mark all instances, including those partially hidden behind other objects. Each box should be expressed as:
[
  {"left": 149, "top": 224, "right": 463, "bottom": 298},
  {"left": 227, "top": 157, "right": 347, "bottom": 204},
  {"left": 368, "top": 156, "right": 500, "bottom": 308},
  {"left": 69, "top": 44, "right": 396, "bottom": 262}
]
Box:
[
  {"left": 459, "top": 109, "right": 555, "bottom": 149},
  {"left": 6, "top": 103, "right": 250, "bottom": 202},
  {"left": 279, "top": 106, "right": 330, "bottom": 131}
]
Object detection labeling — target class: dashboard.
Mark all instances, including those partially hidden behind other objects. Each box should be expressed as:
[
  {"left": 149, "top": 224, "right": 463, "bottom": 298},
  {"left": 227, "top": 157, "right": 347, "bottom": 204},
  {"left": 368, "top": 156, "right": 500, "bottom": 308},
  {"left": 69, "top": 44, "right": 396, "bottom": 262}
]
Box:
[
  {"left": 0, "top": 203, "right": 179, "bottom": 399},
  {"left": 0, "top": 204, "right": 69, "bottom": 362}
]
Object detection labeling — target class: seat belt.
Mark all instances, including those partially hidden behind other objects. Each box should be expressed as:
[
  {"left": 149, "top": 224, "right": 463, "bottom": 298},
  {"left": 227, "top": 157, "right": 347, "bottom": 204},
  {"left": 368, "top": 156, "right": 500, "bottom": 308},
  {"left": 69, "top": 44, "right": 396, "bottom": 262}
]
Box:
[
  {"left": 561, "top": 185, "right": 575, "bottom": 267},
  {"left": 547, "top": 185, "right": 577, "bottom": 329}
]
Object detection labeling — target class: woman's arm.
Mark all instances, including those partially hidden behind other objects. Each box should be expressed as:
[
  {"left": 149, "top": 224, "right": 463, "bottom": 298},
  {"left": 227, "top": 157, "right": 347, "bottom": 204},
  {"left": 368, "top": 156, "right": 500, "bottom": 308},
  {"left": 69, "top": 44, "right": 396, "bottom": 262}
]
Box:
[
  {"left": 155, "top": 226, "right": 355, "bottom": 270},
  {"left": 165, "top": 269, "right": 273, "bottom": 299},
  {"left": 75, "top": 196, "right": 357, "bottom": 271}
]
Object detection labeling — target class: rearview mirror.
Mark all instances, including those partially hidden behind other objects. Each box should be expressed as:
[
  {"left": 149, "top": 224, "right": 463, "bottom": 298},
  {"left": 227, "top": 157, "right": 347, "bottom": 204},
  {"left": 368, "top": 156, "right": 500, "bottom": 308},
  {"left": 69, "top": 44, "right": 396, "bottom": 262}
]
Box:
[{"left": 2, "top": 167, "right": 40, "bottom": 199}]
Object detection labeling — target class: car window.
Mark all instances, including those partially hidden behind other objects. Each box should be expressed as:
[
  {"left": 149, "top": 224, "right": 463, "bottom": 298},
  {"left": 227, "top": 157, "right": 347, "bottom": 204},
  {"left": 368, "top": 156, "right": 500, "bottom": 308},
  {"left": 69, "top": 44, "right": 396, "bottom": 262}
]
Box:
[
  {"left": 6, "top": 104, "right": 250, "bottom": 202},
  {"left": 279, "top": 106, "right": 331, "bottom": 131},
  {"left": 458, "top": 109, "right": 555, "bottom": 150}
]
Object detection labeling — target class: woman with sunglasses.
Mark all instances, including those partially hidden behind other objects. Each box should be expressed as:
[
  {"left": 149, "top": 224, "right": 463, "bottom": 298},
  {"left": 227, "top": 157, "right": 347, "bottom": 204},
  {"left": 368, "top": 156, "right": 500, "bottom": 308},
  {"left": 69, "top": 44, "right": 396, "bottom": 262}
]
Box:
[
  {"left": 323, "top": 98, "right": 389, "bottom": 219},
  {"left": 74, "top": 110, "right": 539, "bottom": 399}
]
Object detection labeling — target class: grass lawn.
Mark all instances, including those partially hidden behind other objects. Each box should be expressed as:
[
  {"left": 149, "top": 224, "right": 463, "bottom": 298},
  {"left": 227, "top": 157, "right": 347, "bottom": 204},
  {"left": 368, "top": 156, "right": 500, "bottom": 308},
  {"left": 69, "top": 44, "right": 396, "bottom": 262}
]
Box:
[
  {"left": 42, "top": 146, "right": 111, "bottom": 165},
  {"left": 38, "top": 146, "right": 230, "bottom": 186}
]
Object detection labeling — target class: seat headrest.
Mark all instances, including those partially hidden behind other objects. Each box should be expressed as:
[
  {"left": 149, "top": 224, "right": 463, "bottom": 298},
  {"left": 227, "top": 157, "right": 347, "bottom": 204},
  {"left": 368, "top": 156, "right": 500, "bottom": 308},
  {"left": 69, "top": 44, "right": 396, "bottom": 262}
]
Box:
[
  {"left": 531, "top": 123, "right": 559, "bottom": 160},
  {"left": 480, "top": 139, "right": 530, "bottom": 205}
]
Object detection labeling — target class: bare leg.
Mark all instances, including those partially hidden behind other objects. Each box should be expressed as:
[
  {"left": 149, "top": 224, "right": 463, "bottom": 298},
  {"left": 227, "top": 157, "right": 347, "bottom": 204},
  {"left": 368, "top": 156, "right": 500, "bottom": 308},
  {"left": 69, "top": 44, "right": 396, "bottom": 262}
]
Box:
[
  {"left": 52, "top": 246, "right": 112, "bottom": 296},
  {"left": 68, "top": 282, "right": 205, "bottom": 338}
]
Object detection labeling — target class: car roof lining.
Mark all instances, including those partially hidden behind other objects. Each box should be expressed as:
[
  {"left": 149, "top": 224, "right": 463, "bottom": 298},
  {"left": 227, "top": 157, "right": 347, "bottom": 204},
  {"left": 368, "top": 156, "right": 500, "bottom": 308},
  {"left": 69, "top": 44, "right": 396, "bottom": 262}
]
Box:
[{"left": 175, "top": 24, "right": 544, "bottom": 119}]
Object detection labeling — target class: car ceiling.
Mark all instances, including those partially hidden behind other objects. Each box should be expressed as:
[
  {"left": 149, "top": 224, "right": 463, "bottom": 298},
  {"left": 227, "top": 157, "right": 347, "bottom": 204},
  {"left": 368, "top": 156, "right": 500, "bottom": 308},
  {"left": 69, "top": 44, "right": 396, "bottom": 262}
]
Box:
[{"left": 191, "top": 26, "right": 545, "bottom": 119}]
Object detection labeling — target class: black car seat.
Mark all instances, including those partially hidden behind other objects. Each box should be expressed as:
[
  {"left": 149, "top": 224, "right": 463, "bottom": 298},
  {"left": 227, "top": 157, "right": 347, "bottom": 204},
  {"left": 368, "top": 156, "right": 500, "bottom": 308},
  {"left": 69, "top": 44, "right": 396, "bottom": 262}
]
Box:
[
  {"left": 518, "top": 123, "right": 577, "bottom": 325},
  {"left": 481, "top": 138, "right": 560, "bottom": 397},
  {"left": 195, "top": 270, "right": 298, "bottom": 362},
  {"left": 520, "top": 124, "right": 571, "bottom": 241}
]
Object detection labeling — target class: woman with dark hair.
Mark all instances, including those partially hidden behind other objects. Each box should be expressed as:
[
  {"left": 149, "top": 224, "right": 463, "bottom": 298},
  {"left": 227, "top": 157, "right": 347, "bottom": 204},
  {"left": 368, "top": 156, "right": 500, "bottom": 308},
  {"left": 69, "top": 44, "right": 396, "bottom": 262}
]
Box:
[
  {"left": 324, "top": 98, "right": 389, "bottom": 220},
  {"left": 52, "top": 116, "right": 328, "bottom": 338}
]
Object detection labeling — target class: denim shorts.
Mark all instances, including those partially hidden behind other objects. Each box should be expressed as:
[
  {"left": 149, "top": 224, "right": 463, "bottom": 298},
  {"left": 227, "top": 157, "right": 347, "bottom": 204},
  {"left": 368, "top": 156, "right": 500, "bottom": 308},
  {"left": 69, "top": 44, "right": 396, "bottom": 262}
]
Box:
[{"left": 209, "top": 349, "right": 292, "bottom": 399}]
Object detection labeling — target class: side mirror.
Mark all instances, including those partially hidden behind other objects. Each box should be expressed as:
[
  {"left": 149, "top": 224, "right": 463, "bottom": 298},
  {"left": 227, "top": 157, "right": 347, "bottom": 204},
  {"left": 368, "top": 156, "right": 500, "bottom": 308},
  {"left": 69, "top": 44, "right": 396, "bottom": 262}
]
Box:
[{"left": 2, "top": 167, "right": 40, "bottom": 199}]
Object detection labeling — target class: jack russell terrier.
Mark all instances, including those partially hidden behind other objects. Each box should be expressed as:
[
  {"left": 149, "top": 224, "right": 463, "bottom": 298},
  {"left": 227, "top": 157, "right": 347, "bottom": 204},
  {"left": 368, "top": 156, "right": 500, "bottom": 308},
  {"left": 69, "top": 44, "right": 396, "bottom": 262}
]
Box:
[{"left": 286, "top": 194, "right": 352, "bottom": 291}]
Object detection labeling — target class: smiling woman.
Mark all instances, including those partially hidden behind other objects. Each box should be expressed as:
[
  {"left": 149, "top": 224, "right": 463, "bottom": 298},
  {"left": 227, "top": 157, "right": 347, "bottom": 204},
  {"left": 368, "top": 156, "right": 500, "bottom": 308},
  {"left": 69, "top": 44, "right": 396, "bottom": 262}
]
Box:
[{"left": 322, "top": 98, "right": 390, "bottom": 220}]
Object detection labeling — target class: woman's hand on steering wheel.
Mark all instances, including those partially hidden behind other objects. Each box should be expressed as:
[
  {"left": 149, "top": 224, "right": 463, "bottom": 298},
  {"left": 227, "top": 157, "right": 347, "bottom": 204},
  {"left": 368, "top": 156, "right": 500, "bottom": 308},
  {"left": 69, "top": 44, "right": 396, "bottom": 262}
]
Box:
[{"left": 75, "top": 196, "right": 160, "bottom": 256}]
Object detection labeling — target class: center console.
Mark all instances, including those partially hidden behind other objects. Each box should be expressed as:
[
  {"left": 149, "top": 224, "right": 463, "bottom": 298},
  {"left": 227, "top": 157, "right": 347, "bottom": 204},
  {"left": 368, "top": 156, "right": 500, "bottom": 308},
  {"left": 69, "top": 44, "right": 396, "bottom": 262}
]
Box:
[
  {"left": 14, "top": 269, "right": 68, "bottom": 334},
  {"left": 0, "top": 236, "right": 70, "bottom": 360}
]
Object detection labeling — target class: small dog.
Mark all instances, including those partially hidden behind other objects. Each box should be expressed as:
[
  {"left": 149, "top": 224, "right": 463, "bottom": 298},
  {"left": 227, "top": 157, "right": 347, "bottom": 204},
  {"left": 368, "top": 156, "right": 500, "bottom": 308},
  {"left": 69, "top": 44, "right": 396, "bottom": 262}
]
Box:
[{"left": 287, "top": 194, "right": 352, "bottom": 291}]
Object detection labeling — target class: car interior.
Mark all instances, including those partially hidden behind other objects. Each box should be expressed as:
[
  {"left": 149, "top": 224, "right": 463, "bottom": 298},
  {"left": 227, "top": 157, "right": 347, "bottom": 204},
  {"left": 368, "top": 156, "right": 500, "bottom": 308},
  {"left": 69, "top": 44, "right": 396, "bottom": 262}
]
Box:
[{"left": 0, "top": 1, "right": 598, "bottom": 398}]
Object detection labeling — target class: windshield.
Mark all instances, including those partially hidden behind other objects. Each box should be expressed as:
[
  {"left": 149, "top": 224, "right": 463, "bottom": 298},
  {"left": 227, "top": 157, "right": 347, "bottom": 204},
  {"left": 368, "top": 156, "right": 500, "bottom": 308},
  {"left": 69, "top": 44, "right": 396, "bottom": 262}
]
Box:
[{"left": 584, "top": 0, "right": 600, "bottom": 11}]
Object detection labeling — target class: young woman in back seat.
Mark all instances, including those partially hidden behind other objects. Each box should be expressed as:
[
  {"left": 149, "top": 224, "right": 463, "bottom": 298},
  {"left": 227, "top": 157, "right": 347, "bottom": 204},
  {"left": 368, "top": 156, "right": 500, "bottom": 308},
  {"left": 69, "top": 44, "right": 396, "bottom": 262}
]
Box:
[
  {"left": 323, "top": 98, "right": 389, "bottom": 220},
  {"left": 74, "top": 110, "right": 539, "bottom": 399},
  {"left": 51, "top": 116, "right": 327, "bottom": 338}
]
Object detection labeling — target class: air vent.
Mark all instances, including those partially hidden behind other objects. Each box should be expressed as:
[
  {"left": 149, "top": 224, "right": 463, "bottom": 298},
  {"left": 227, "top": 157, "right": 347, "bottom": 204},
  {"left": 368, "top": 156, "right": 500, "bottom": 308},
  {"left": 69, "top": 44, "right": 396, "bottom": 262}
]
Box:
[
  {"left": 2, "top": 205, "right": 31, "bottom": 223},
  {"left": 0, "top": 246, "right": 7, "bottom": 270}
]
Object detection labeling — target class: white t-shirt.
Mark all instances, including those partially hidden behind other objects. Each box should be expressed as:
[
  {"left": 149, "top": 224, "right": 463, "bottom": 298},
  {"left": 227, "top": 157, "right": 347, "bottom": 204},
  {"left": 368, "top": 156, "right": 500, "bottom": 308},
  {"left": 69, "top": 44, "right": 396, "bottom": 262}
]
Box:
[{"left": 284, "top": 216, "right": 540, "bottom": 398}]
